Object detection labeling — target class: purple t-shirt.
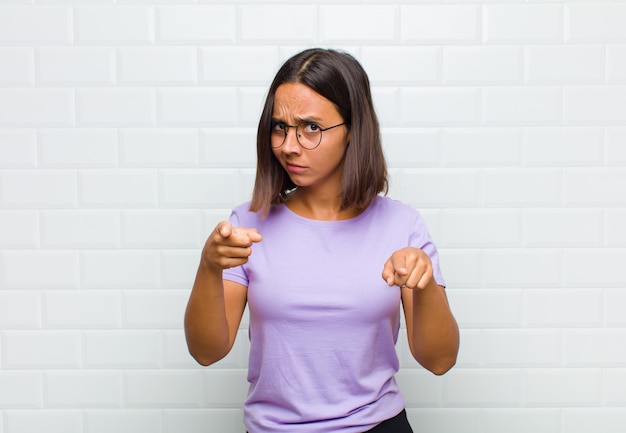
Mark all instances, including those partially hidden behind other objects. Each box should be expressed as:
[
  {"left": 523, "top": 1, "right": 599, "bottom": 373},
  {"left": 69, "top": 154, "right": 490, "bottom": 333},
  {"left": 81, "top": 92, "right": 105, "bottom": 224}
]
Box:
[{"left": 223, "top": 196, "right": 445, "bottom": 433}]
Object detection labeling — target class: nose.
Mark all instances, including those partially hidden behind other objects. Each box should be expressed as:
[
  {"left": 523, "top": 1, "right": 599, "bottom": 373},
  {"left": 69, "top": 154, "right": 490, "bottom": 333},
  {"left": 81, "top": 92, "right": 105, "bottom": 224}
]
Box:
[{"left": 281, "top": 126, "right": 301, "bottom": 153}]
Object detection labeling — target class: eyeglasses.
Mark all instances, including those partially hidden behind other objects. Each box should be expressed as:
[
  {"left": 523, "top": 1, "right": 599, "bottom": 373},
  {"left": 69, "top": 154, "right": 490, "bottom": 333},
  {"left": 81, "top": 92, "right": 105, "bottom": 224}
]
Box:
[{"left": 270, "top": 121, "right": 347, "bottom": 150}]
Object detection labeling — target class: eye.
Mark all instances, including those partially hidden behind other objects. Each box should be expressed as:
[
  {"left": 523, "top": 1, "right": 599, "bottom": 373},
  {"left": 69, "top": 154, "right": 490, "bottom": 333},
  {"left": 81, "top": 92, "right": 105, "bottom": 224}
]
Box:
[
  {"left": 302, "top": 123, "right": 320, "bottom": 133},
  {"left": 272, "top": 121, "right": 286, "bottom": 132}
]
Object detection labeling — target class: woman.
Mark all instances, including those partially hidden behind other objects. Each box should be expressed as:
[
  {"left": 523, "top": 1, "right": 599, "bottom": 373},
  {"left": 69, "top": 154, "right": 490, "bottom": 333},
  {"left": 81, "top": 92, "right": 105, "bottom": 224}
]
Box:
[{"left": 185, "top": 48, "right": 459, "bottom": 433}]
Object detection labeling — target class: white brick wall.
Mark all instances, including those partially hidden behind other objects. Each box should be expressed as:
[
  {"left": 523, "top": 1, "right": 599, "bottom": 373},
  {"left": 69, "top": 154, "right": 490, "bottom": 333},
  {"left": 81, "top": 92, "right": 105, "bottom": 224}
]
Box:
[{"left": 0, "top": 1, "right": 625, "bottom": 432}]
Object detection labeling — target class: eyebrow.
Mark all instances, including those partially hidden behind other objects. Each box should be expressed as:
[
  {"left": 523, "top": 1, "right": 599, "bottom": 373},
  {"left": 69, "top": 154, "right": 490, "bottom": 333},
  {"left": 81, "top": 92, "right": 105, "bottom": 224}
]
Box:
[{"left": 271, "top": 115, "right": 323, "bottom": 124}]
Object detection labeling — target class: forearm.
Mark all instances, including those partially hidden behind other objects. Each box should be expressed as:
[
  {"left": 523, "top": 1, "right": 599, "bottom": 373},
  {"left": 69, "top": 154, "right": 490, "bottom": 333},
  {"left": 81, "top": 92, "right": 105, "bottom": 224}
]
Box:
[
  {"left": 184, "top": 265, "right": 231, "bottom": 366},
  {"left": 409, "top": 281, "right": 459, "bottom": 375}
]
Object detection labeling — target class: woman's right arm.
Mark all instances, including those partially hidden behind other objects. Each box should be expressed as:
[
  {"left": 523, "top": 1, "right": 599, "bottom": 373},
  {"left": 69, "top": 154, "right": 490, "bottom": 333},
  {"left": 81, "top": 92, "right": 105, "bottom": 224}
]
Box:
[{"left": 184, "top": 222, "right": 262, "bottom": 366}]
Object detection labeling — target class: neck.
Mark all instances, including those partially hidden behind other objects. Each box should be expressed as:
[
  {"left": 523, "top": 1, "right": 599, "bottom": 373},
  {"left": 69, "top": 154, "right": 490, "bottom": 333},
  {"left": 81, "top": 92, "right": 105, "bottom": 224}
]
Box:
[{"left": 286, "top": 188, "right": 360, "bottom": 221}]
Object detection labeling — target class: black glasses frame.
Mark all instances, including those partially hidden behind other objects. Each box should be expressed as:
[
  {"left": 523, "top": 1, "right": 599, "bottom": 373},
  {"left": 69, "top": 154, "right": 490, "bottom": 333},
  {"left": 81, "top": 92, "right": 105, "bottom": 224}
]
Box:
[{"left": 271, "top": 122, "right": 347, "bottom": 150}]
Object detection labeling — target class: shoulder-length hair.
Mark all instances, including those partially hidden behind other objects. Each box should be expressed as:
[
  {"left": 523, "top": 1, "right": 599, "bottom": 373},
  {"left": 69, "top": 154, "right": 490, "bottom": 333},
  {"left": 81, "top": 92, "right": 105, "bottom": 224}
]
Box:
[{"left": 249, "top": 48, "right": 388, "bottom": 218}]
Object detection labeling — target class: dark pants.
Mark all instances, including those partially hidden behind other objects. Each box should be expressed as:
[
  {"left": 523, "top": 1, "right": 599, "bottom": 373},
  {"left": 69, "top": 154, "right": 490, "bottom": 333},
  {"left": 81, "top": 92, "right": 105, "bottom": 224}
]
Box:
[
  {"left": 246, "top": 409, "right": 413, "bottom": 433},
  {"left": 364, "top": 409, "right": 413, "bottom": 433}
]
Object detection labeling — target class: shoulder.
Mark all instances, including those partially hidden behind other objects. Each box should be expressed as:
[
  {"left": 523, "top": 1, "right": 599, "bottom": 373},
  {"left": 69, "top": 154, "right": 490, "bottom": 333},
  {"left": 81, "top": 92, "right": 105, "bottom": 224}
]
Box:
[
  {"left": 230, "top": 201, "right": 285, "bottom": 227},
  {"left": 371, "top": 195, "right": 422, "bottom": 220}
]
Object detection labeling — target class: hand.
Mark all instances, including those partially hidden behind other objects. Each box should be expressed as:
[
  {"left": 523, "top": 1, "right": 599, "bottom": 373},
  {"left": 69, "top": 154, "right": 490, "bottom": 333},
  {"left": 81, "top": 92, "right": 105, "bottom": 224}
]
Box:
[
  {"left": 382, "top": 247, "right": 434, "bottom": 290},
  {"left": 201, "top": 221, "right": 262, "bottom": 272}
]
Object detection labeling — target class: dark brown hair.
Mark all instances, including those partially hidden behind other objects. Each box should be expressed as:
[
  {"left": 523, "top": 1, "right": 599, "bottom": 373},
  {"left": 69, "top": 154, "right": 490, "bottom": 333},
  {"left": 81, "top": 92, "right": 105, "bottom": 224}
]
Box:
[{"left": 249, "top": 48, "right": 388, "bottom": 217}]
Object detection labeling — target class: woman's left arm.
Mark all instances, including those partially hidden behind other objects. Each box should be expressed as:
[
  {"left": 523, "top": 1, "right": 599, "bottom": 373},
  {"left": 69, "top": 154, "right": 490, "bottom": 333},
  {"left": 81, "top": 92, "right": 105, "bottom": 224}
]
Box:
[{"left": 383, "top": 247, "right": 460, "bottom": 375}]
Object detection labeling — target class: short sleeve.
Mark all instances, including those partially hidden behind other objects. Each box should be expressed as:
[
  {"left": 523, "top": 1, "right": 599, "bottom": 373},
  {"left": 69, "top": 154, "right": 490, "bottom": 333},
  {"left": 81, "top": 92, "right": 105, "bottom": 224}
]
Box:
[
  {"left": 221, "top": 209, "right": 250, "bottom": 287},
  {"left": 408, "top": 212, "right": 446, "bottom": 288}
]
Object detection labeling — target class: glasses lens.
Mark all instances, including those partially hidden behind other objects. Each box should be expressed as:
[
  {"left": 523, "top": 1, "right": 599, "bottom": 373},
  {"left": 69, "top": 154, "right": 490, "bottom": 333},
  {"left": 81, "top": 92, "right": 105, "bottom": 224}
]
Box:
[
  {"left": 296, "top": 123, "right": 322, "bottom": 150},
  {"left": 270, "top": 126, "right": 286, "bottom": 148}
]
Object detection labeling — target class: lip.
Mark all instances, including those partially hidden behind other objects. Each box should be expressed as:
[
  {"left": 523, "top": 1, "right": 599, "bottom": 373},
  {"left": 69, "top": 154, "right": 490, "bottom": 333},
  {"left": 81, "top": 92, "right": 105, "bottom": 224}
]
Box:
[{"left": 286, "top": 162, "right": 307, "bottom": 174}]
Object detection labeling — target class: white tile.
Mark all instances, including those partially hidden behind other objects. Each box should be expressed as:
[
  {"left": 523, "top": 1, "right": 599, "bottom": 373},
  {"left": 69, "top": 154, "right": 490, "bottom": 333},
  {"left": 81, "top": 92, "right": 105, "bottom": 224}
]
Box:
[
  {"left": 401, "top": 88, "right": 479, "bottom": 125},
  {"left": 563, "top": 409, "right": 626, "bottom": 433},
  {"left": 564, "top": 330, "right": 626, "bottom": 367},
  {"left": 0, "top": 291, "right": 40, "bottom": 329},
  {"left": 483, "top": 168, "right": 561, "bottom": 206},
  {"left": 118, "top": 47, "right": 197, "bottom": 85},
  {"left": 524, "top": 209, "right": 603, "bottom": 247},
  {"left": 123, "top": 290, "right": 188, "bottom": 329},
  {"left": 160, "top": 251, "right": 198, "bottom": 290},
  {"left": 200, "top": 129, "right": 256, "bottom": 168},
  {"left": 524, "top": 369, "right": 601, "bottom": 405},
  {"left": 406, "top": 409, "right": 480, "bottom": 433},
  {"left": 482, "top": 87, "right": 561, "bottom": 125},
  {"left": 563, "top": 168, "right": 626, "bottom": 206},
  {"left": 524, "top": 289, "right": 603, "bottom": 327},
  {"left": 567, "top": 3, "right": 626, "bottom": 42},
  {"left": 0, "top": 89, "right": 74, "bottom": 126},
  {"left": 75, "top": 6, "right": 153, "bottom": 44},
  {"left": 401, "top": 5, "right": 481, "bottom": 43},
  {"left": 606, "top": 127, "right": 626, "bottom": 165},
  {"left": 81, "top": 251, "right": 159, "bottom": 289},
  {"left": 39, "top": 129, "right": 118, "bottom": 168},
  {"left": 0, "top": 211, "right": 38, "bottom": 247},
  {"left": 444, "top": 369, "right": 521, "bottom": 406},
  {"left": 125, "top": 371, "right": 204, "bottom": 407},
  {"left": 564, "top": 248, "right": 626, "bottom": 288},
  {"left": 199, "top": 46, "right": 280, "bottom": 85},
  {"left": 320, "top": 5, "right": 397, "bottom": 42},
  {"left": 3, "top": 331, "right": 81, "bottom": 369},
  {"left": 0, "top": 372, "right": 42, "bottom": 408},
  {"left": 4, "top": 410, "right": 82, "bottom": 433},
  {"left": 441, "top": 209, "right": 522, "bottom": 247},
  {"left": 84, "top": 410, "right": 162, "bottom": 433},
  {"left": 362, "top": 46, "right": 440, "bottom": 85},
  {"left": 0, "top": 48, "right": 34, "bottom": 85},
  {"left": 564, "top": 86, "right": 626, "bottom": 125},
  {"left": 444, "top": 46, "right": 522, "bottom": 84},
  {"left": 398, "top": 169, "right": 481, "bottom": 208},
  {"left": 163, "top": 409, "right": 245, "bottom": 433},
  {"left": 0, "top": 6, "right": 71, "bottom": 44},
  {"left": 605, "top": 209, "right": 626, "bottom": 247},
  {"left": 120, "top": 128, "right": 199, "bottom": 167},
  {"left": 121, "top": 210, "right": 202, "bottom": 248},
  {"left": 43, "top": 291, "right": 121, "bottom": 329},
  {"left": 158, "top": 88, "right": 237, "bottom": 126},
  {"left": 0, "top": 251, "right": 78, "bottom": 289},
  {"left": 45, "top": 371, "right": 123, "bottom": 408},
  {"left": 525, "top": 45, "right": 604, "bottom": 84},
  {"left": 523, "top": 127, "right": 604, "bottom": 166},
  {"left": 0, "top": 170, "right": 76, "bottom": 208},
  {"left": 158, "top": 169, "right": 241, "bottom": 208},
  {"left": 382, "top": 128, "right": 440, "bottom": 168},
  {"left": 82, "top": 331, "right": 161, "bottom": 368},
  {"left": 41, "top": 210, "right": 119, "bottom": 248},
  {"left": 443, "top": 128, "right": 522, "bottom": 167},
  {"left": 0, "top": 129, "right": 36, "bottom": 168},
  {"left": 481, "top": 409, "right": 560, "bottom": 433},
  {"left": 604, "top": 369, "right": 626, "bottom": 405},
  {"left": 37, "top": 47, "right": 115, "bottom": 85},
  {"left": 239, "top": 5, "right": 316, "bottom": 43},
  {"left": 485, "top": 4, "right": 563, "bottom": 43},
  {"left": 483, "top": 249, "right": 561, "bottom": 288},
  {"left": 78, "top": 169, "right": 158, "bottom": 208},
  {"left": 607, "top": 45, "right": 626, "bottom": 84},
  {"left": 447, "top": 289, "right": 523, "bottom": 328},
  {"left": 157, "top": 5, "right": 236, "bottom": 43},
  {"left": 396, "top": 369, "right": 443, "bottom": 406},
  {"left": 77, "top": 89, "right": 155, "bottom": 126},
  {"left": 483, "top": 330, "right": 561, "bottom": 367}
]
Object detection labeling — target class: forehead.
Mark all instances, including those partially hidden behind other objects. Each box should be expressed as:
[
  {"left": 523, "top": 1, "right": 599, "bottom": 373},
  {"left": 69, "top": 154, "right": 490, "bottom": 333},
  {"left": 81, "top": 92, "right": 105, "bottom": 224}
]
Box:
[{"left": 272, "top": 82, "right": 339, "bottom": 120}]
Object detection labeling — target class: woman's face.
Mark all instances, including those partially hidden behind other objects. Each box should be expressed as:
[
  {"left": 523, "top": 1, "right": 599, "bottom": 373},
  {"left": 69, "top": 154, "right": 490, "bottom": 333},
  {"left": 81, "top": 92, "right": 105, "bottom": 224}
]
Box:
[{"left": 271, "top": 82, "right": 350, "bottom": 193}]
